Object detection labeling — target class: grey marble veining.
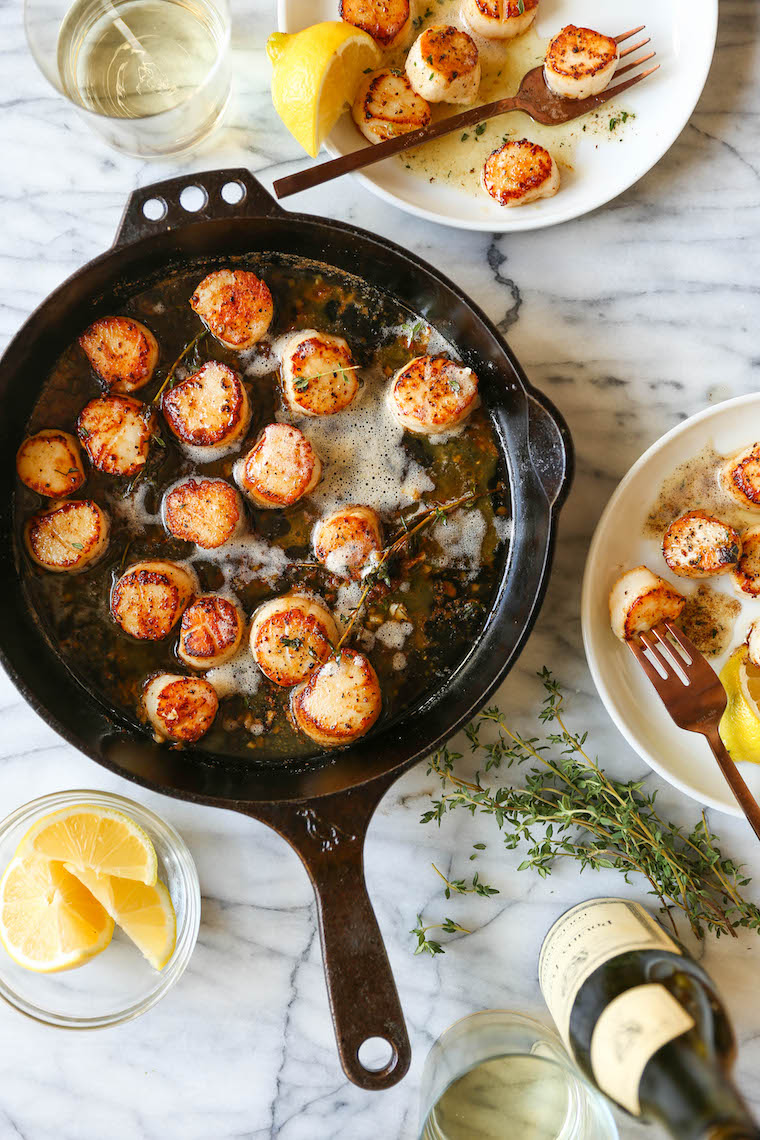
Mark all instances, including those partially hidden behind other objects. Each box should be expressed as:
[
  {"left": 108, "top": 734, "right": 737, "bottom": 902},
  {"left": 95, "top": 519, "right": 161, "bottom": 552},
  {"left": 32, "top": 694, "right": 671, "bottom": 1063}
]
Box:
[{"left": 0, "top": 1, "right": 759, "bottom": 1137}]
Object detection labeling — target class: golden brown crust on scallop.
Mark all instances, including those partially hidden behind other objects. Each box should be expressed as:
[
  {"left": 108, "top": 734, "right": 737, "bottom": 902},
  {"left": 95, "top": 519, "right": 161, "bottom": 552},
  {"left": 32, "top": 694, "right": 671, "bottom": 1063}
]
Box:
[
  {"left": 732, "top": 527, "right": 760, "bottom": 596},
  {"left": 482, "top": 140, "right": 557, "bottom": 206},
  {"left": 417, "top": 25, "right": 478, "bottom": 82},
  {"left": 339, "top": 0, "right": 410, "bottom": 46},
  {"left": 16, "top": 430, "right": 86, "bottom": 498},
  {"left": 77, "top": 396, "right": 155, "bottom": 477},
  {"left": 470, "top": 0, "right": 538, "bottom": 16},
  {"left": 25, "top": 499, "right": 109, "bottom": 573},
  {"left": 163, "top": 478, "right": 243, "bottom": 549},
  {"left": 236, "top": 424, "right": 321, "bottom": 508},
  {"left": 252, "top": 606, "right": 336, "bottom": 687},
  {"left": 190, "top": 270, "right": 273, "bottom": 350},
  {"left": 662, "top": 510, "right": 741, "bottom": 578},
  {"left": 161, "top": 361, "right": 250, "bottom": 448},
  {"left": 282, "top": 333, "right": 358, "bottom": 417},
  {"left": 145, "top": 675, "right": 218, "bottom": 743},
  {"left": 722, "top": 443, "right": 760, "bottom": 509},
  {"left": 314, "top": 506, "right": 383, "bottom": 579},
  {"left": 291, "top": 649, "right": 382, "bottom": 747},
  {"left": 545, "top": 25, "right": 618, "bottom": 79},
  {"left": 390, "top": 355, "right": 478, "bottom": 433},
  {"left": 178, "top": 595, "right": 244, "bottom": 667},
  {"left": 352, "top": 70, "right": 431, "bottom": 141},
  {"left": 78, "top": 316, "right": 158, "bottom": 394},
  {"left": 111, "top": 561, "right": 195, "bottom": 640}
]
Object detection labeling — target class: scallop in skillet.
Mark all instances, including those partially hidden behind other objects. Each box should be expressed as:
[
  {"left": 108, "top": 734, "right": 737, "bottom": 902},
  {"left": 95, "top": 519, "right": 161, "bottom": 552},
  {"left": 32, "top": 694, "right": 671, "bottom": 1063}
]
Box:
[
  {"left": 340, "top": 0, "right": 412, "bottom": 50},
  {"left": 352, "top": 69, "right": 431, "bottom": 144},
  {"left": 25, "top": 499, "right": 110, "bottom": 573},
  {"left": 143, "top": 673, "right": 219, "bottom": 743},
  {"left": 544, "top": 25, "right": 619, "bottom": 101},
  {"left": 77, "top": 395, "right": 156, "bottom": 478},
  {"left": 178, "top": 595, "right": 245, "bottom": 670},
  {"left": 721, "top": 442, "right": 760, "bottom": 510},
  {"left": 190, "top": 269, "right": 273, "bottom": 350},
  {"left": 111, "top": 560, "right": 197, "bottom": 641},
  {"left": 313, "top": 505, "right": 383, "bottom": 580},
  {"left": 462, "top": 0, "right": 538, "bottom": 39},
  {"left": 16, "top": 430, "right": 85, "bottom": 498},
  {"left": 406, "top": 25, "right": 480, "bottom": 105},
  {"left": 732, "top": 526, "right": 760, "bottom": 597},
  {"left": 250, "top": 595, "right": 339, "bottom": 687},
  {"left": 281, "top": 331, "right": 358, "bottom": 417},
  {"left": 291, "top": 649, "right": 382, "bottom": 748},
  {"left": 162, "top": 361, "right": 251, "bottom": 451},
  {"left": 388, "top": 354, "right": 478, "bottom": 436},
  {"left": 234, "top": 423, "right": 321, "bottom": 509},
  {"left": 609, "top": 566, "right": 685, "bottom": 641},
  {"left": 662, "top": 511, "right": 741, "bottom": 579},
  {"left": 79, "top": 316, "right": 158, "bottom": 394},
  {"left": 482, "top": 140, "right": 560, "bottom": 208},
  {"left": 163, "top": 477, "right": 244, "bottom": 549}
]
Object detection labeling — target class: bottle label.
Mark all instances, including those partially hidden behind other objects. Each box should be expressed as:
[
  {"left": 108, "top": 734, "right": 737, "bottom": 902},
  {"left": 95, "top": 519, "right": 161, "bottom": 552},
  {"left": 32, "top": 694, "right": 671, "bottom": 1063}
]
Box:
[
  {"left": 538, "top": 898, "right": 680, "bottom": 1044},
  {"left": 590, "top": 983, "right": 695, "bottom": 1115}
]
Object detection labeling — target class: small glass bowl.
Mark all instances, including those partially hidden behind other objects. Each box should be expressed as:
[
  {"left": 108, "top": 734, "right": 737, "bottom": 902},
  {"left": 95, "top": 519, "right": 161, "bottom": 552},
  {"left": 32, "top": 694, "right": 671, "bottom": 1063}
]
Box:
[{"left": 0, "top": 789, "right": 200, "bottom": 1029}]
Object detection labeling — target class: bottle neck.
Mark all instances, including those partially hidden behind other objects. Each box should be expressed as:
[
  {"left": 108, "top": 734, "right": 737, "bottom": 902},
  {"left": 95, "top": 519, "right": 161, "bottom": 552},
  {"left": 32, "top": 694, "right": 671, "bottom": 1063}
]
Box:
[
  {"left": 641, "top": 1044, "right": 758, "bottom": 1140},
  {"left": 702, "top": 1129, "right": 760, "bottom": 1140}
]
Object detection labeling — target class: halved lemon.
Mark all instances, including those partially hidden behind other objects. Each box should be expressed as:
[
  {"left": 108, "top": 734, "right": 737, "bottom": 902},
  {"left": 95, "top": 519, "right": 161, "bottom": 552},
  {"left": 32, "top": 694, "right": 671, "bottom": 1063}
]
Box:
[
  {"left": 267, "top": 22, "right": 381, "bottom": 157},
  {"left": 16, "top": 805, "right": 157, "bottom": 885},
  {"left": 718, "top": 646, "right": 760, "bottom": 765},
  {"left": 67, "top": 866, "right": 176, "bottom": 971},
  {"left": 0, "top": 855, "right": 113, "bottom": 973}
]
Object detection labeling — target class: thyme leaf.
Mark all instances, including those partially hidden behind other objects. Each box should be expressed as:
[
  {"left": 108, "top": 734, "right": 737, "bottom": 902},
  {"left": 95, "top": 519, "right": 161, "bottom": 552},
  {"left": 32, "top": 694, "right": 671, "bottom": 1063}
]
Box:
[{"left": 153, "top": 329, "right": 207, "bottom": 404}]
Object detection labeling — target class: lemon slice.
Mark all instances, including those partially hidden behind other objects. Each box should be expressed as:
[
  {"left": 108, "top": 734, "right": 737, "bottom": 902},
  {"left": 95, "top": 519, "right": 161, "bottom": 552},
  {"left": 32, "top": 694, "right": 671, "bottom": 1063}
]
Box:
[
  {"left": 17, "top": 805, "right": 158, "bottom": 885},
  {"left": 718, "top": 646, "right": 760, "bottom": 765},
  {"left": 66, "top": 866, "right": 176, "bottom": 971},
  {"left": 0, "top": 855, "right": 113, "bottom": 973},
  {"left": 267, "top": 22, "right": 381, "bottom": 157}
]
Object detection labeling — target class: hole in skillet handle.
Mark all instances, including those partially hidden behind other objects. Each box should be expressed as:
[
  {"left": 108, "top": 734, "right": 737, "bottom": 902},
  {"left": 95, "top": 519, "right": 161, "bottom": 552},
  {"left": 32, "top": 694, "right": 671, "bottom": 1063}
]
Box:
[{"left": 357, "top": 1036, "right": 398, "bottom": 1076}]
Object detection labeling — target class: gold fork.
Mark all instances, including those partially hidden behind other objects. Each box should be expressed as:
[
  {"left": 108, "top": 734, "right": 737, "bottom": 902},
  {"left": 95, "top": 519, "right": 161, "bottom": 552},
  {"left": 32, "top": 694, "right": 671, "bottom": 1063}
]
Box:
[
  {"left": 628, "top": 621, "right": 760, "bottom": 841},
  {"left": 273, "top": 25, "right": 659, "bottom": 200}
]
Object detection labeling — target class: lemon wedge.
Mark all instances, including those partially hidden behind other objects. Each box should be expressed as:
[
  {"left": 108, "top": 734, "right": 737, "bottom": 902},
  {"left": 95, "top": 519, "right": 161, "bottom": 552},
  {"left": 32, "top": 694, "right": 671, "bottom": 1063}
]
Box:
[
  {"left": 66, "top": 866, "right": 176, "bottom": 971},
  {"left": 0, "top": 855, "right": 113, "bottom": 973},
  {"left": 16, "top": 805, "right": 158, "bottom": 885},
  {"left": 718, "top": 646, "right": 760, "bottom": 765},
  {"left": 267, "top": 22, "right": 381, "bottom": 157}
]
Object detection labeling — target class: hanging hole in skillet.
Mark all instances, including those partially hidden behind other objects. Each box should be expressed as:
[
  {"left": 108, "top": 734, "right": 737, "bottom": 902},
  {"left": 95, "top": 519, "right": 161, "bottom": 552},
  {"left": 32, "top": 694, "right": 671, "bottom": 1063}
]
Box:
[
  {"left": 142, "top": 197, "right": 167, "bottom": 222},
  {"left": 221, "top": 180, "right": 246, "bottom": 206},
  {"left": 357, "top": 1036, "right": 397, "bottom": 1074},
  {"left": 179, "top": 185, "right": 208, "bottom": 213}
]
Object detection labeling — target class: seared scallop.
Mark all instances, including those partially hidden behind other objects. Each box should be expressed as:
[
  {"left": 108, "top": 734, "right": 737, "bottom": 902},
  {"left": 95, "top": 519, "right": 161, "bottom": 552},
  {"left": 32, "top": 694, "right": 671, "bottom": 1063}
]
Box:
[
  {"left": 313, "top": 505, "right": 383, "bottom": 579},
  {"left": 190, "top": 269, "right": 273, "bottom": 350},
  {"left": 291, "top": 649, "right": 382, "bottom": 748},
  {"left": 544, "top": 26, "right": 619, "bottom": 101},
  {"left": 163, "top": 477, "right": 244, "bottom": 549},
  {"left": 25, "top": 499, "right": 109, "bottom": 573},
  {"left": 721, "top": 443, "right": 760, "bottom": 510},
  {"left": 16, "top": 430, "right": 85, "bottom": 498},
  {"left": 234, "top": 424, "right": 321, "bottom": 509},
  {"left": 281, "top": 331, "right": 358, "bottom": 417},
  {"left": 111, "top": 560, "right": 197, "bottom": 641},
  {"left": 178, "top": 594, "right": 245, "bottom": 670},
  {"left": 462, "top": 0, "right": 538, "bottom": 40},
  {"left": 482, "top": 139, "right": 560, "bottom": 207},
  {"left": 143, "top": 673, "right": 218, "bottom": 743},
  {"left": 406, "top": 26, "right": 480, "bottom": 105},
  {"left": 352, "top": 69, "right": 431, "bottom": 144},
  {"left": 662, "top": 511, "right": 741, "bottom": 579},
  {"left": 389, "top": 355, "right": 478, "bottom": 435},
  {"left": 79, "top": 316, "right": 158, "bottom": 394},
  {"left": 77, "top": 396, "right": 156, "bottom": 478},
  {"left": 340, "top": 0, "right": 412, "bottom": 50},
  {"left": 609, "top": 566, "right": 685, "bottom": 641},
  {"left": 162, "top": 361, "right": 251, "bottom": 450},
  {"left": 732, "top": 526, "right": 760, "bottom": 597},
  {"left": 250, "top": 595, "right": 339, "bottom": 686}
]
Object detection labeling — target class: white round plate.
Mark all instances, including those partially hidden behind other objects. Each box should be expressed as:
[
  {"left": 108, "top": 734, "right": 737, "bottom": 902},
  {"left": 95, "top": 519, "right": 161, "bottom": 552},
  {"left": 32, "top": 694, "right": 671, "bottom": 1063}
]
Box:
[
  {"left": 277, "top": 0, "right": 717, "bottom": 232},
  {"left": 582, "top": 395, "right": 760, "bottom": 817}
]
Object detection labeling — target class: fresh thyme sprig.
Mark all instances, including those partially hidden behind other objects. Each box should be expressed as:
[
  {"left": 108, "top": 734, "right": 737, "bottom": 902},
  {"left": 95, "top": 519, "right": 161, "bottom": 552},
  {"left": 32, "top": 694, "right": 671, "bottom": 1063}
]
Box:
[
  {"left": 419, "top": 669, "right": 760, "bottom": 946},
  {"left": 431, "top": 864, "right": 499, "bottom": 899},
  {"left": 411, "top": 915, "right": 471, "bottom": 956},
  {"left": 293, "top": 365, "right": 361, "bottom": 391},
  {"left": 153, "top": 330, "right": 207, "bottom": 404}
]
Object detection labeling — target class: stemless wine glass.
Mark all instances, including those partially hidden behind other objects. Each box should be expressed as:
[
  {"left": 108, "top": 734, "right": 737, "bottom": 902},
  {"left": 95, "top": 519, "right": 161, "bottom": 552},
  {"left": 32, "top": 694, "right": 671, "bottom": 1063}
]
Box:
[
  {"left": 419, "top": 1011, "right": 619, "bottom": 1140},
  {"left": 24, "top": 0, "right": 231, "bottom": 156}
]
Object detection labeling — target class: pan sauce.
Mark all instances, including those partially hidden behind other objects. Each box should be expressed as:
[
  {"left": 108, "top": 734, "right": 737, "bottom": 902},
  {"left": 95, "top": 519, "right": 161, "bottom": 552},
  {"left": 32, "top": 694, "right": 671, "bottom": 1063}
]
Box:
[{"left": 15, "top": 255, "right": 510, "bottom": 764}]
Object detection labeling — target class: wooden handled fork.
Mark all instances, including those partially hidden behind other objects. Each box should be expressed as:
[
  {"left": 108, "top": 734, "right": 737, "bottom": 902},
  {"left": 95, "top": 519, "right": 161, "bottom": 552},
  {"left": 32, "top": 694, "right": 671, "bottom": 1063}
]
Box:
[{"left": 628, "top": 622, "right": 760, "bottom": 841}]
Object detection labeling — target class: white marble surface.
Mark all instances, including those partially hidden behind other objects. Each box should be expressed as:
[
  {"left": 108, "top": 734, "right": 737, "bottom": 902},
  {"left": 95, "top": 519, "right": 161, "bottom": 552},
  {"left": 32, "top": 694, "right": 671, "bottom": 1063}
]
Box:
[{"left": 1, "top": 2, "right": 760, "bottom": 1137}]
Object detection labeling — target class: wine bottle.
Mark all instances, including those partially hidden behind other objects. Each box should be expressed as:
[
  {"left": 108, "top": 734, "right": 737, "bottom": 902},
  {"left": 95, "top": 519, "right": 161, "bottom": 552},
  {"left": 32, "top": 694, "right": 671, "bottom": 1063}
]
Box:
[{"left": 538, "top": 898, "right": 759, "bottom": 1140}]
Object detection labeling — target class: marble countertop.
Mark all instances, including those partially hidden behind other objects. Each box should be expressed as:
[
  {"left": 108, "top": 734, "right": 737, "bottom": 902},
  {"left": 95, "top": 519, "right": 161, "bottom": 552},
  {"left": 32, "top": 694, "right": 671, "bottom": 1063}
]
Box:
[{"left": 1, "top": 1, "right": 760, "bottom": 1137}]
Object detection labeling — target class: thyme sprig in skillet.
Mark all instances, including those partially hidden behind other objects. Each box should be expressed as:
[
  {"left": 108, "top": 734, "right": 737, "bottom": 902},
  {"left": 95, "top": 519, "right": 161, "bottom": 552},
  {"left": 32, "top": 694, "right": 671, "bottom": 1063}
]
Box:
[{"left": 153, "top": 329, "right": 208, "bottom": 404}]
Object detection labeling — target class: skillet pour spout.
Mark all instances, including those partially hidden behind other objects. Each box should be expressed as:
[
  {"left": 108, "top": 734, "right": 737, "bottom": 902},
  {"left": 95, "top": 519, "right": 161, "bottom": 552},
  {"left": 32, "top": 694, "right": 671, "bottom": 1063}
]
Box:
[{"left": 0, "top": 168, "right": 572, "bottom": 1091}]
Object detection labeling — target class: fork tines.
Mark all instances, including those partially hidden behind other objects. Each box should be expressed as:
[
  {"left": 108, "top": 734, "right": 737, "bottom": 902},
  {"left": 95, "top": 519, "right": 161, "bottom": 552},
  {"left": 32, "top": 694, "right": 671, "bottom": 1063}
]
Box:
[{"left": 606, "top": 24, "right": 660, "bottom": 100}]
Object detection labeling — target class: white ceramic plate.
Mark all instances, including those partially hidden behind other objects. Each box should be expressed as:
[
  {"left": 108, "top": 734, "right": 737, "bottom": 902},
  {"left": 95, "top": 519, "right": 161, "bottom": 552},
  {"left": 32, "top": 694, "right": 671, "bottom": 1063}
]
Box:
[
  {"left": 277, "top": 0, "right": 717, "bottom": 232},
  {"left": 582, "top": 395, "right": 760, "bottom": 817}
]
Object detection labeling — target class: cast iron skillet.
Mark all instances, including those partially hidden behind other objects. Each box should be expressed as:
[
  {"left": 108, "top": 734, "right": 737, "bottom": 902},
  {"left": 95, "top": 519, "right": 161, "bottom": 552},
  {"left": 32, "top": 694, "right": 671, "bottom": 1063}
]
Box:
[{"left": 0, "top": 169, "right": 572, "bottom": 1091}]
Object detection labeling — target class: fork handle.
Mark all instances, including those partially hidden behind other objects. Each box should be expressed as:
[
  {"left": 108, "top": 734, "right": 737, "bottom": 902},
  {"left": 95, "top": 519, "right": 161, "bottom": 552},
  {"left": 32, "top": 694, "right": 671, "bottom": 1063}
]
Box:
[
  {"left": 703, "top": 726, "right": 760, "bottom": 841},
  {"left": 272, "top": 96, "right": 519, "bottom": 200}
]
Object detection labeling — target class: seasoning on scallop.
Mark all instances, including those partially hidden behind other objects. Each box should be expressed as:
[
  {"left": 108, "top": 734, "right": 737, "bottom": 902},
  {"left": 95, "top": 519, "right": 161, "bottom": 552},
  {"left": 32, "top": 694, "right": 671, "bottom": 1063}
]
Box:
[
  {"left": 732, "top": 526, "right": 760, "bottom": 597},
  {"left": 143, "top": 673, "right": 219, "bottom": 743},
  {"left": 78, "top": 316, "right": 159, "bottom": 394},
  {"left": 662, "top": 511, "right": 741, "bottom": 578},
  {"left": 544, "top": 25, "right": 619, "bottom": 101},
  {"left": 313, "top": 505, "right": 383, "bottom": 579},
  {"left": 111, "top": 560, "right": 197, "bottom": 641},
  {"left": 178, "top": 595, "right": 245, "bottom": 670},
  {"left": 388, "top": 354, "right": 478, "bottom": 435},
  {"left": 25, "top": 499, "right": 110, "bottom": 573},
  {"left": 462, "top": 0, "right": 539, "bottom": 39},
  {"left": 280, "top": 330, "right": 358, "bottom": 417},
  {"left": 340, "top": 0, "right": 412, "bottom": 50},
  {"left": 234, "top": 423, "right": 321, "bottom": 509},
  {"left": 721, "top": 442, "right": 760, "bottom": 510},
  {"left": 406, "top": 25, "right": 480, "bottom": 105},
  {"left": 352, "top": 69, "right": 431, "bottom": 144},
  {"left": 482, "top": 140, "right": 560, "bottom": 208},
  {"left": 291, "top": 649, "right": 382, "bottom": 748},
  {"left": 250, "top": 595, "right": 339, "bottom": 686},
  {"left": 16, "top": 430, "right": 85, "bottom": 498},
  {"left": 163, "top": 477, "right": 244, "bottom": 549},
  {"left": 161, "top": 361, "right": 251, "bottom": 450},
  {"left": 77, "top": 395, "right": 156, "bottom": 478},
  {"left": 608, "top": 566, "right": 685, "bottom": 641},
  {"left": 190, "top": 269, "right": 273, "bottom": 350}
]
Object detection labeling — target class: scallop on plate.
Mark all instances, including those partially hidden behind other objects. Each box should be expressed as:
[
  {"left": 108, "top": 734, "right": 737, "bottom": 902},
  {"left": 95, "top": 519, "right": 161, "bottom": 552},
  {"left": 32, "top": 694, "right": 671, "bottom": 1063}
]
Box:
[
  {"left": 277, "top": 0, "right": 717, "bottom": 231},
  {"left": 582, "top": 394, "right": 760, "bottom": 817}
]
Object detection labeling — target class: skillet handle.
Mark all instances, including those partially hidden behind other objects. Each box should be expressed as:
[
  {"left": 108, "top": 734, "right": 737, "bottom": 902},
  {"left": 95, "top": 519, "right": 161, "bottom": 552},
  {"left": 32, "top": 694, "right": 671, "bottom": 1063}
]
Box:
[
  {"left": 113, "top": 167, "right": 284, "bottom": 247},
  {"left": 525, "top": 389, "right": 574, "bottom": 509},
  {"left": 236, "top": 773, "right": 411, "bottom": 1091}
]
